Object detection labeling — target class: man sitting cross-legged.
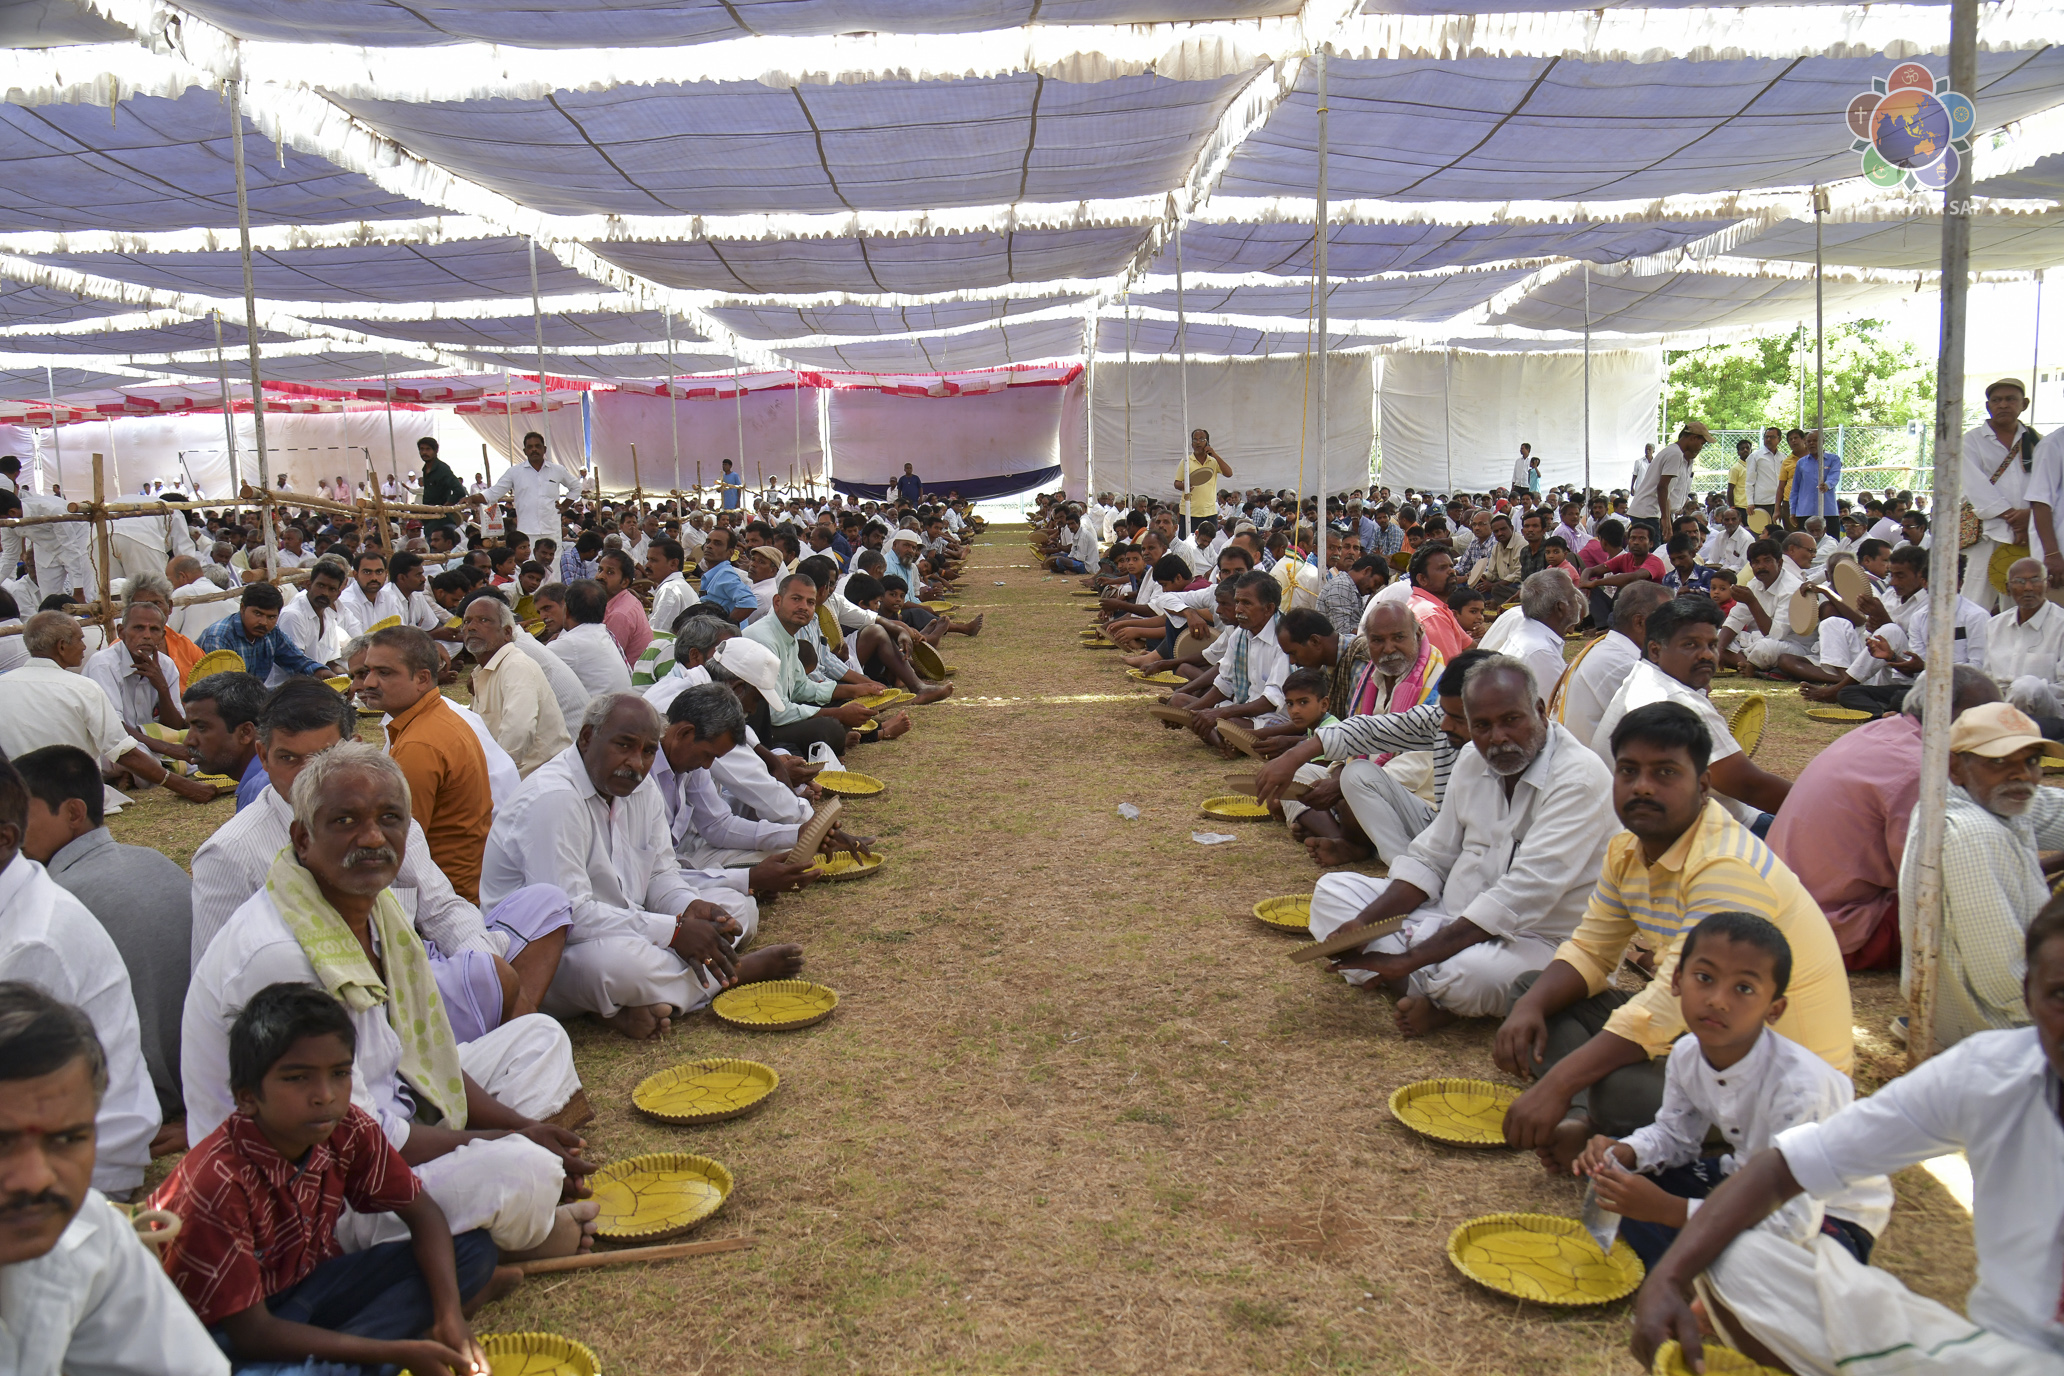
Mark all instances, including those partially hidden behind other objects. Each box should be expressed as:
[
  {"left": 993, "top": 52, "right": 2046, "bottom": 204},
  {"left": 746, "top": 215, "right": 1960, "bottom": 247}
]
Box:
[
  {"left": 1253, "top": 609, "right": 1464, "bottom": 868},
  {"left": 0, "top": 983, "right": 229, "bottom": 1376},
  {"left": 153, "top": 983, "right": 506, "bottom": 1376},
  {"left": 1306, "top": 654, "right": 1617, "bottom": 1036},
  {"left": 190, "top": 679, "right": 570, "bottom": 1042},
  {"left": 1630, "top": 906, "right": 2064, "bottom": 1376},
  {"left": 794, "top": 558, "right": 949, "bottom": 705},
  {"left": 1182, "top": 570, "right": 1289, "bottom": 754},
  {"left": 184, "top": 742, "right": 597, "bottom": 1259},
  {"left": 1497, "top": 702, "right": 1852, "bottom": 1172},
  {"left": 651, "top": 683, "right": 827, "bottom": 898},
  {"left": 479, "top": 693, "right": 805, "bottom": 1041},
  {"left": 743, "top": 572, "right": 886, "bottom": 759}
]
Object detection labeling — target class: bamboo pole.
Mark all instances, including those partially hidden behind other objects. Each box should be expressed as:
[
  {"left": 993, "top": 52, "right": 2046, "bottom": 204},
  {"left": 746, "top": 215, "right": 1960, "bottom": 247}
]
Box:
[
  {"left": 512, "top": 1235, "right": 754, "bottom": 1276},
  {"left": 630, "top": 443, "right": 643, "bottom": 510},
  {"left": 90, "top": 453, "right": 114, "bottom": 641},
  {"left": 363, "top": 459, "right": 398, "bottom": 552}
]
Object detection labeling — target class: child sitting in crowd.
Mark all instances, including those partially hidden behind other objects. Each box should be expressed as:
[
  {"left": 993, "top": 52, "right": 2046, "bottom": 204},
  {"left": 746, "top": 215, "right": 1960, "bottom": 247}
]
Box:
[{"left": 1266, "top": 666, "right": 1342, "bottom": 828}]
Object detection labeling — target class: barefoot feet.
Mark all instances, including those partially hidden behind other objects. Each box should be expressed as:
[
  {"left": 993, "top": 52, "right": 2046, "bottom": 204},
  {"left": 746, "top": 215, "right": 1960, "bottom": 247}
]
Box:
[
  {"left": 1394, "top": 994, "right": 1458, "bottom": 1038},
  {"left": 1304, "top": 835, "right": 1373, "bottom": 867},
  {"left": 733, "top": 943, "right": 805, "bottom": 984},
  {"left": 602, "top": 1002, "right": 674, "bottom": 1040}
]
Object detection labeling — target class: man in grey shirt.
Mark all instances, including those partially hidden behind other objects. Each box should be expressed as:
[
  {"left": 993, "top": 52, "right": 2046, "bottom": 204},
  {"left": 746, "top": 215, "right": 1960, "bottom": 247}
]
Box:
[{"left": 14, "top": 744, "right": 192, "bottom": 1148}]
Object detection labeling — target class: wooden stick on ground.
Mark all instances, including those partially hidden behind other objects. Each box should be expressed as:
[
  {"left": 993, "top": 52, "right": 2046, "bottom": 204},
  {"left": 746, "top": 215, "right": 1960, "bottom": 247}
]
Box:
[{"left": 513, "top": 1235, "right": 755, "bottom": 1275}]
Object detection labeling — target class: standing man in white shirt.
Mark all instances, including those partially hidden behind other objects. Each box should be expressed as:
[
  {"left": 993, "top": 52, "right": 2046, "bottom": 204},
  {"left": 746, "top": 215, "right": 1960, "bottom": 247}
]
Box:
[
  {"left": 1512, "top": 443, "right": 1535, "bottom": 495},
  {"left": 469, "top": 432, "right": 580, "bottom": 546},
  {"left": 0, "top": 983, "right": 226, "bottom": 1376},
  {"left": 1960, "top": 378, "right": 2037, "bottom": 612},
  {"left": 1628, "top": 424, "right": 1708, "bottom": 547},
  {"left": 1743, "top": 425, "right": 1784, "bottom": 525}
]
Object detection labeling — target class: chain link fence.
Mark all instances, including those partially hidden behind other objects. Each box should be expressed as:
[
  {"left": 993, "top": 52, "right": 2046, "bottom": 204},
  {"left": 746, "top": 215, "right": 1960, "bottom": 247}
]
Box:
[{"left": 1684, "top": 424, "right": 1936, "bottom": 499}]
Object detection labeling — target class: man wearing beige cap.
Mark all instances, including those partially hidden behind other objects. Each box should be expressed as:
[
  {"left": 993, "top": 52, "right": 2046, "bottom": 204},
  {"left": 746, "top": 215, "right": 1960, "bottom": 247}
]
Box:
[
  {"left": 1960, "top": 377, "right": 2038, "bottom": 612},
  {"left": 1898, "top": 700, "right": 2064, "bottom": 1050},
  {"left": 1628, "top": 422, "right": 1707, "bottom": 545}
]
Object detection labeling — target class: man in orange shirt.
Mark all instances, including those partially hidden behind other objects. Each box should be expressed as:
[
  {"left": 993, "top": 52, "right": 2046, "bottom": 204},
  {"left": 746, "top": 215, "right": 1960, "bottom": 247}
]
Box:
[{"left": 358, "top": 625, "right": 493, "bottom": 902}]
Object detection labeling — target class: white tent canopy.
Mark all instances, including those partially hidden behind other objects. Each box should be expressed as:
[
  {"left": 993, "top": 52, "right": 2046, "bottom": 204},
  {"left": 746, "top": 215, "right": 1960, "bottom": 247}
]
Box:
[{"left": 0, "top": 0, "right": 2058, "bottom": 491}]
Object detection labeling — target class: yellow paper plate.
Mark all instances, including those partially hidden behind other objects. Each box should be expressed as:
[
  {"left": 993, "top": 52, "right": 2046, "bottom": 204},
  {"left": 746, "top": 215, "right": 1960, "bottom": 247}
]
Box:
[
  {"left": 908, "top": 640, "right": 947, "bottom": 680},
  {"left": 404, "top": 1331, "right": 600, "bottom": 1376},
  {"left": 1652, "top": 1340, "right": 1786, "bottom": 1375},
  {"left": 712, "top": 980, "right": 839, "bottom": 1030},
  {"left": 1389, "top": 1078, "right": 1519, "bottom": 1147},
  {"left": 1070, "top": 589, "right": 1100, "bottom": 596},
  {"left": 1804, "top": 706, "right": 1872, "bottom": 723},
  {"left": 920, "top": 600, "right": 956, "bottom": 612},
  {"left": 941, "top": 663, "right": 959, "bottom": 676},
  {"left": 1083, "top": 641, "right": 1120, "bottom": 650},
  {"left": 1251, "top": 895, "right": 1312, "bottom": 932},
  {"left": 589, "top": 1151, "right": 733, "bottom": 1242},
  {"left": 814, "top": 770, "right": 885, "bottom": 797},
  {"left": 141, "top": 723, "right": 189, "bottom": 745},
  {"left": 366, "top": 614, "right": 402, "bottom": 632},
  {"left": 189, "top": 649, "right": 248, "bottom": 681},
  {"left": 1128, "top": 670, "right": 1188, "bottom": 686},
  {"left": 324, "top": 675, "right": 352, "bottom": 694},
  {"left": 807, "top": 850, "right": 884, "bottom": 881},
  {"left": 632, "top": 1058, "right": 780, "bottom": 1126},
  {"left": 1201, "top": 794, "right": 1270, "bottom": 821},
  {"left": 1447, "top": 1213, "right": 1644, "bottom": 1306},
  {"left": 1727, "top": 692, "right": 1767, "bottom": 757},
  {"left": 853, "top": 689, "right": 907, "bottom": 710},
  {"left": 876, "top": 688, "right": 915, "bottom": 706}
]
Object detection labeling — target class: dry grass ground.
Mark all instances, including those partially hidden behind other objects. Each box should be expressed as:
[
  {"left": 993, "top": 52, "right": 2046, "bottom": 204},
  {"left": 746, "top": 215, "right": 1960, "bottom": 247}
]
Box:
[{"left": 112, "top": 527, "right": 1977, "bottom": 1375}]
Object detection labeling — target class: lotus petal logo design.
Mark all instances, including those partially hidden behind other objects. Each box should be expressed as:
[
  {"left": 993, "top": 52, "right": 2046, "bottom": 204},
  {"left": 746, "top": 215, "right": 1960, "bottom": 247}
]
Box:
[{"left": 1848, "top": 61, "right": 1976, "bottom": 190}]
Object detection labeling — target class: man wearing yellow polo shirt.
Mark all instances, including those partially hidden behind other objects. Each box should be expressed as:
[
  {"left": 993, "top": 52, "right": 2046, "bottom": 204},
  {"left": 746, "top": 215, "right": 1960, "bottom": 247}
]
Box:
[
  {"left": 1493, "top": 699, "right": 1851, "bottom": 1171},
  {"left": 1174, "top": 428, "right": 1231, "bottom": 536}
]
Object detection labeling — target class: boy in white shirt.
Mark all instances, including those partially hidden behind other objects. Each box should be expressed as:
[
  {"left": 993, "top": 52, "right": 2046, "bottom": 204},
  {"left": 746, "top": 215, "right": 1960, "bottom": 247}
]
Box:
[{"left": 1575, "top": 912, "right": 1889, "bottom": 1271}]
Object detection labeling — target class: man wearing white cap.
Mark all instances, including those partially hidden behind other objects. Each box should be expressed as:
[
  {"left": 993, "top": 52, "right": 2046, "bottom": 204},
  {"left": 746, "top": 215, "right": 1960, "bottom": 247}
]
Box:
[
  {"left": 1961, "top": 378, "right": 2039, "bottom": 612},
  {"left": 1899, "top": 700, "right": 2064, "bottom": 1051},
  {"left": 882, "top": 529, "right": 929, "bottom": 600}
]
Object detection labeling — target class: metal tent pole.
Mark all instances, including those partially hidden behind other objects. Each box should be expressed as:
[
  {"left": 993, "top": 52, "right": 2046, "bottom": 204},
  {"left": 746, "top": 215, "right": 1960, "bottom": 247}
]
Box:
[
  {"left": 2033, "top": 270, "right": 2045, "bottom": 426},
  {"left": 1123, "top": 300, "right": 1133, "bottom": 502},
  {"left": 664, "top": 307, "right": 682, "bottom": 492},
  {"left": 733, "top": 363, "right": 748, "bottom": 500},
  {"left": 1444, "top": 348, "right": 1454, "bottom": 495},
  {"left": 46, "top": 365, "right": 63, "bottom": 493},
  {"left": 528, "top": 236, "right": 550, "bottom": 467},
  {"left": 1177, "top": 224, "right": 1191, "bottom": 537},
  {"left": 226, "top": 68, "right": 278, "bottom": 576},
  {"left": 1814, "top": 184, "right": 1828, "bottom": 480},
  {"left": 212, "top": 312, "right": 241, "bottom": 495},
  {"left": 1584, "top": 262, "right": 1593, "bottom": 502},
  {"left": 1084, "top": 319, "right": 1096, "bottom": 503},
  {"left": 1314, "top": 46, "right": 1329, "bottom": 580},
  {"left": 1909, "top": 0, "right": 1978, "bottom": 1068}
]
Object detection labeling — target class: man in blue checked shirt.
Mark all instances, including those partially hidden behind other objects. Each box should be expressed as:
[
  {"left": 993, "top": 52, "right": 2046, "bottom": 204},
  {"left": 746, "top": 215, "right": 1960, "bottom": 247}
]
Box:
[
  {"left": 695, "top": 526, "right": 758, "bottom": 624},
  {"left": 195, "top": 582, "right": 328, "bottom": 686}
]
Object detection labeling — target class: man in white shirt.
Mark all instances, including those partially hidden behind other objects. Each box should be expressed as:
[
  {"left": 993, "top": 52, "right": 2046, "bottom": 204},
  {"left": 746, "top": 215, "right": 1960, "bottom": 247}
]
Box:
[
  {"left": 274, "top": 557, "right": 352, "bottom": 676},
  {"left": 1553, "top": 582, "right": 1671, "bottom": 751},
  {"left": 1184, "top": 571, "right": 1292, "bottom": 750},
  {"left": 649, "top": 682, "right": 823, "bottom": 891},
  {"left": 1628, "top": 424, "right": 1709, "bottom": 543},
  {"left": 1504, "top": 570, "right": 1583, "bottom": 707},
  {"left": 478, "top": 694, "right": 805, "bottom": 1041},
  {"left": 1308, "top": 655, "right": 1617, "bottom": 1035},
  {"left": 0, "top": 983, "right": 225, "bottom": 1376},
  {"left": 333, "top": 549, "right": 408, "bottom": 639},
  {"left": 1960, "top": 378, "right": 2037, "bottom": 612},
  {"left": 1696, "top": 505, "right": 1751, "bottom": 570},
  {"left": 1819, "top": 545, "right": 1991, "bottom": 718},
  {"left": 645, "top": 539, "right": 693, "bottom": 639},
  {"left": 1512, "top": 444, "right": 1535, "bottom": 495},
  {"left": 0, "top": 780, "right": 161, "bottom": 1200},
  {"left": 81, "top": 602, "right": 184, "bottom": 741},
  {"left": 6, "top": 491, "right": 93, "bottom": 605},
  {"left": 461, "top": 594, "right": 571, "bottom": 778},
  {"left": 164, "top": 555, "right": 230, "bottom": 641},
  {"left": 470, "top": 432, "right": 581, "bottom": 544},
  {"left": 1715, "top": 538, "right": 1809, "bottom": 675},
  {"left": 1744, "top": 425, "right": 1784, "bottom": 520},
  {"left": 1984, "top": 556, "right": 2064, "bottom": 692},
  {"left": 547, "top": 579, "right": 633, "bottom": 697},
  {"left": 1631, "top": 908, "right": 2064, "bottom": 1374}
]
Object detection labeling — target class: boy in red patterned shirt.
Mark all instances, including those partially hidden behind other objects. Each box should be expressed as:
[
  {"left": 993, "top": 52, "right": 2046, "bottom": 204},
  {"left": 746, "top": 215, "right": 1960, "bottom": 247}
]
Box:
[{"left": 150, "top": 983, "right": 503, "bottom": 1375}]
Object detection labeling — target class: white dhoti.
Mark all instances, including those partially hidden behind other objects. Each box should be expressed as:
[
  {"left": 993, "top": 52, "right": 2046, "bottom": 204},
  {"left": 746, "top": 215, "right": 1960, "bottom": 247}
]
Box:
[
  {"left": 1336, "top": 757, "right": 1438, "bottom": 864},
  {"left": 1961, "top": 537, "right": 2002, "bottom": 612},
  {"left": 1308, "top": 875, "right": 1558, "bottom": 1017},
  {"left": 1278, "top": 761, "right": 1333, "bottom": 826},
  {"left": 1703, "top": 1230, "right": 2061, "bottom": 1375},
  {"left": 679, "top": 835, "right": 780, "bottom": 871},
  {"left": 337, "top": 1014, "right": 579, "bottom": 1253},
  {"left": 543, "top": 898, "right": 760, "bottom": 1020}
]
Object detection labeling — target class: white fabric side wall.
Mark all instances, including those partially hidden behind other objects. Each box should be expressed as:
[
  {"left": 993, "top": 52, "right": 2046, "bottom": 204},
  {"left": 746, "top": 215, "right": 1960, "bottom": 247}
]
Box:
[
  {"left": 575, "top": 387, "right": 821, "bottom": 495},
  {"left": 1088, "top": 356, "right": 1374, "bottom": 498},
  {"left": 825, "top": 385, "right": 1066, "bottom": 493},
  {"left": 19, "top": 409, "right": 485, "bottom": 500},
  {"left": 458, "top": 407, "right": 587, "bottom": 480},
  {"left": 1058, "top": 374, "right": 1087, "bottom": 499},
  {"left": 1376, "top": 349, "right": 1662, "bottom": 494}
]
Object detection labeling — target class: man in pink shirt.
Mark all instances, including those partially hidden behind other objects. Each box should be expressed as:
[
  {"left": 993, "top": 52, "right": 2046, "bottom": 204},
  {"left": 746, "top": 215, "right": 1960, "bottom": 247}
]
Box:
[
  {"left": 596, "top": 548, "right": 652, "bottom": 665},
  {"left": 1766, "top": 665, "right": 1996, "bottom": 970}
]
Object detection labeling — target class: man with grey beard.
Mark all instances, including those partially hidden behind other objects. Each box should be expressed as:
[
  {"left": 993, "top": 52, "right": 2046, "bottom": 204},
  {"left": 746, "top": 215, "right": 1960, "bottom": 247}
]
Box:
[
  {"left": 1304, "top": 656, "right": 1618, "bottom": 1038},
  {"left": 1898, "top": 701, "right": 2064, "bottom": 1050}
]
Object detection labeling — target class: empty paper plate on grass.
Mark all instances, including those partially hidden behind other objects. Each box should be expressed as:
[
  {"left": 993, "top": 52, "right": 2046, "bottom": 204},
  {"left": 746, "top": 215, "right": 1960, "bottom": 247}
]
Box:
[
  {"left": 919, "top": 600, "right": 956, "bottom": 612},
  {"left": 1651, "top": 1340, "right": 1787, "bottom": 1375},
  {"left": 1805, "top": 707, "right": 1872, "bottom": 723},
  {"left": 590, "top": 1152, "right": 733, "bottom": 1242},
  {"left": 1128, "top": 669, "right": 1188, "bottom": 686},
  {"left": 712, "top": 980, "right": 839, "bottom": 1030},
  {"left": 633, "top": 1058, "right": 780, "bottom": 1126},
  {"left": 814, "top": 770, "right": 885, "bottom": 798},
  {"left": 1251, "top": 896, "right": 1312, "bottom": 932},
  {"left": 1200, "top": 794, "right": 1270, "bottom": 822},
  {"left": 1389, "top": 1078, "right": 1520, "bottom": 1147},
  {"left": 404, "top": 1331, "right": 600, "bottom": 1376},
  {"left": 807, "top": 850, "right": 884, "bottom": 881},
  {"left": 1447, "top": 1212, "right": 1644, "bottom": 1306}
]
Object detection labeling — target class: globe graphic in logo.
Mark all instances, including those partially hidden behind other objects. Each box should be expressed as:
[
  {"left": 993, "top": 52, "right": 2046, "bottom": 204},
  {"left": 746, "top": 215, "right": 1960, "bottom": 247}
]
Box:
[{"left": 1871, "top": 88, "right": 1952, "bottom": 170}]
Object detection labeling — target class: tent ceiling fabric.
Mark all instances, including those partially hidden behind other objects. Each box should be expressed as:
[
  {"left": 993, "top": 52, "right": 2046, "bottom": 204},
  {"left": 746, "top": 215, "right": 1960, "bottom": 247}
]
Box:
[{"left": 0, "top": 0, "right": 2058, "bottom": 441}]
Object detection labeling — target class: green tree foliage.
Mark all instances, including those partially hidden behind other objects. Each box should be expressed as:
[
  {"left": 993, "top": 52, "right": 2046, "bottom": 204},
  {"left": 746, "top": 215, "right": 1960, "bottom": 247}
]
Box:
[{"left": 1663, "top": 321, "right": 1935, "bottom": 431}]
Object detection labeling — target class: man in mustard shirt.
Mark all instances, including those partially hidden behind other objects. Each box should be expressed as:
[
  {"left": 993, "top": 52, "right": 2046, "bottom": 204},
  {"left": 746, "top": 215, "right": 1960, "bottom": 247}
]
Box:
[
  {"left": 1494, "top": 699, "right": 1852, "bottom": 1171},
  {"left": 1174, "top": 429, "right": 1231, "bottom": 536}
]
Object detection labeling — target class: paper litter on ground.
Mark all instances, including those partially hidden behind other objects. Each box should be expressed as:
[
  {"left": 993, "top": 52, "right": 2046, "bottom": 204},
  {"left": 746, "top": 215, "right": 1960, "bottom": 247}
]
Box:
[
  {"left": 1192, "top": 832, "right": 1238, "bottom": 845},
  {"left": 1117, "top": 803, "right": 1140, "bottom": 820}
]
